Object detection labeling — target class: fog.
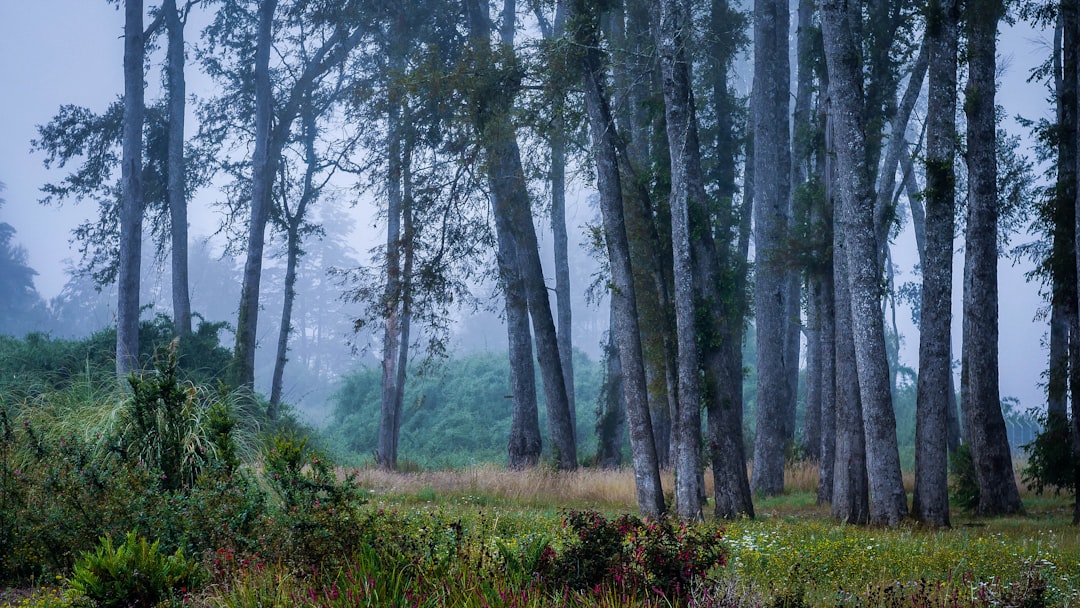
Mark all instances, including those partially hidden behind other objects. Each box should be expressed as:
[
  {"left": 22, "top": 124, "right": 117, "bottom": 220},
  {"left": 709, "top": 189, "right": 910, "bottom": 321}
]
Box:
[{"left": 0, "top": 1, "right": 1057, "bottom": 419}]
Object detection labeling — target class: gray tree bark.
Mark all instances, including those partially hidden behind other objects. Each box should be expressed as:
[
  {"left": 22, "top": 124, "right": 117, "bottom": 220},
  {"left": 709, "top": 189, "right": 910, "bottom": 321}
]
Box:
[
  {"left": 820, "top": 0, "right": 908, "bottom": 526},
  {"left": 233, "top": 3, "right": 364, "bottom": 390},
  {"left": 831, "top": 200, "right": 869, "bottom": 524},
  {"left": 962, "top": 0, "right": 1023, "bottom": 516},
  {"left": 269, "top": 97, "right": 318, "bottom": 418},
  {"left": 465, "top": 0, "right": 577, "bottom": 469},
  {"left": 913, "top": 0, "right": 958, "bottom": 528},
  {"left": 163, "top": 0, "right": 190, "bottom": 337},
  {"left": 752, "top": 0, "right": 792, "bottom": 497},
  {"left": 569, "top": 0, "right": 666, "bottom": 516},
  {"left": 118, "top": 0, "right": 145, "bottom": 379},
  {"left": 655, "top": 0, "right": 707, "bottom": 520},
  {"left": 233, "top": 0, "right": 277, "bottom": 390}
]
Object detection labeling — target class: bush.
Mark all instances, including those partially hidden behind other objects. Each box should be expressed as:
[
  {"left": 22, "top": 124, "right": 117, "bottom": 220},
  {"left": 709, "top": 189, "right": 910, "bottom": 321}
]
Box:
[
  {"left": 69, "top": 531, "right": 203, "bottom": 608},
  {"left": 537, "top": 510, "right": 727, "bottom": 601},
  {"left": 949, "top": 444, "right": 979, "bottom": 510},
  {"left": 1022, "top": 411, "right": 1077, "bottom": 495}
]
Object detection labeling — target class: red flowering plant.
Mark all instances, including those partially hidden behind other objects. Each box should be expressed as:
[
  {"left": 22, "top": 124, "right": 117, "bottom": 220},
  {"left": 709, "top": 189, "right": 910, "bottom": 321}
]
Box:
[{"left": 536, "top": 510, "right": 727, "bottom": 602}]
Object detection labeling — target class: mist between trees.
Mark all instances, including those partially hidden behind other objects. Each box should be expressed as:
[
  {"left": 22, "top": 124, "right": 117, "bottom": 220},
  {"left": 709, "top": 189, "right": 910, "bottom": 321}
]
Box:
[{"left": 2, "top": 0, "right": 1079, "bottom": 525}]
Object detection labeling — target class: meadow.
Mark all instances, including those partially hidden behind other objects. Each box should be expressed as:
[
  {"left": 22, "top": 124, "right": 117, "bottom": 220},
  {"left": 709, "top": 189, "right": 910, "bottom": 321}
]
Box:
[{"left": 1, "top": 336, "right": 1077, "bottom": 607}]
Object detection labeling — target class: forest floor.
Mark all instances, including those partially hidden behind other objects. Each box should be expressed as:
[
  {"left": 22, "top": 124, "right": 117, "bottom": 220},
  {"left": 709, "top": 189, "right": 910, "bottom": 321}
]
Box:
[{"left": 3, "top": 462, "right": 1078, "bottom": 607}]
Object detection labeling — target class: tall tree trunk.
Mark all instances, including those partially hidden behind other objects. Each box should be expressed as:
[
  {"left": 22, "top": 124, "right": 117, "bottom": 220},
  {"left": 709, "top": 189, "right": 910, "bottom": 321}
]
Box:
[
  {"left": 821, "top": 0, "right": 908, "bottom": 526},
  {"left": 569, "top": 0, "right": 666, "bottom": 516},
  {"left": 233, "top": 0, "right": 278, "bottom": 390},
  {"left": 118, "top": 0, "right": 145, "bottom": 379},
  {"left": 163, "top": 0, "right": 190, "bottom": 337},
  {"left": 544, "top": 5, "right": 576, "bottom": 436},
  {"left": 610, "top": 0, "right": 678, "bottom": 469},
  {"left": 817, "top": 258, "right": 837, "bottom": 504},
  {"left": 1062, "top": 0, "right": 1080, "bottom": 526},
  {"left": 702, "top": 0, "right": 755, "bottom": 519},
  {"left": 1051, "top": 0, "right": 1079, "bottom": 424},
  {"left": 466, "top": 0, "right": 577, "bottom": 469},
  {"left": 270, "top": 218, "right": 300, "bottom": 416},
  {"left": 752, "top": 0, "right": 792, "bottom": 496},
  {"left": 962, "top": 0, "right": 1023, "bottom": 516},
  {"left": 378, "top": 40, "right": 406, "bottom": 469},
  {"left": 913, "top": 0, "right": 958, "bottom": 528},
  {"left": 655, "top": 0, "right": 706, "bottom": 520}
]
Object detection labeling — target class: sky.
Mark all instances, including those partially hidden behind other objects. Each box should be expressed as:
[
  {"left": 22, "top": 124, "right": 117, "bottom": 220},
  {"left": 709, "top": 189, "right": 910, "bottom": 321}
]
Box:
[{"left": 0, "top": 1, "right": 1060, "bottom": 414}]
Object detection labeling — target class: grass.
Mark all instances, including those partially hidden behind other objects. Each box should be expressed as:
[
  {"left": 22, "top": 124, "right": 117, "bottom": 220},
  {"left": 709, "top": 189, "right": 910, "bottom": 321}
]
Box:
[{"left": 4, "top": 450, "right": 1078, "bottom": 607}]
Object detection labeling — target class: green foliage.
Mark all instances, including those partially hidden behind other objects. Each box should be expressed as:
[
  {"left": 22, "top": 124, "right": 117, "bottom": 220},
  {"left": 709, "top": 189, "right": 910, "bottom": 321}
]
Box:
[
  {"left": 69, "top": 531, "right": 202, "bottom": 608},
  {"left": 1022, "top": 411, "right": 1077, "bottom": 495},
  {"left": 950, "top": 444, "right": 980, "bottom": 510},
  {"left": 538, "top": 510, "right": 727, "bottom": 601},
  {"left": 329, "top": 351, "right": 603, "bottom": 467}
]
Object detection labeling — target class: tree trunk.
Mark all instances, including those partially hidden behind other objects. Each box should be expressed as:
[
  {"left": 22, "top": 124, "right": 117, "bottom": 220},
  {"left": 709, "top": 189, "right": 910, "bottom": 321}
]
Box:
[
  {"left": 163, "top": 0, "right": 190, "bottom": 337},
  {"left": 569, "top": 0, "right": 666, "bottom": 516},
  {"left": 466, "top": 0, "right": 576, "bottom": 469},
  {"left": 547, "top": 6, "right": 576, "bottom": 437},
  {"left": 913, "top": 0, "right": 958, "bottom": 528},
  {"left": 752, "top": 0, "right": 792, "bottom": 497},
  {"left": 269, "top": 218, "right": 300, "bottom": 416},
  {"left": 233, "top": 0, "right": 278, "bottom": 390},
  {"left": 962, "top": 0, "right": 1023, "bottom": 517},
  {"left": 118, "top": 0, "right": 145, "bottom": 379},
  {"left": 504, "top": 221, "right": 542, "bottom": 469},
  {"left": 821, "top": 0, "right": 908, "bottom": 526},
  {"left": 831, "top": 203, "right": 870, "bottom": 524},
  {"left": 655, "top": 0, "right": 706, "bottom": 520},
  {"left": 378, "top": 67, "right": 405, "bottom": 469},
  {"left": 817, "top": 260, "right": 838, "bottom": 504}
]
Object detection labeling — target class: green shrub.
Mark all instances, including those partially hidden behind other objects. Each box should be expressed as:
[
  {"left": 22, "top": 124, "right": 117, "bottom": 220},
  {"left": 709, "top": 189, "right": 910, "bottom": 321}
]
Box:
[
  {"left": 1023, "top": 411, "right": 1077, "bottom": 495},
  {"left": 950, "top": 444, "right": 979, "bottom": 510},
  {"left": 69, "top": 531, "right": 202, "bottom": 608},
  {"left": 537, "top": 510, "right": 727, "bottom": 601}
]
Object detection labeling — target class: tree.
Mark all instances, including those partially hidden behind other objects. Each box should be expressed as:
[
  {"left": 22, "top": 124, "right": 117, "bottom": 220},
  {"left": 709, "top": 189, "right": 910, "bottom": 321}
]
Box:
[
  {"left": 211, "top": 0, "right": 367, "bottom": 391},
  {"left": 820, "top": 0, "right": 908, "bottom": 525},
  {"left": 913, "top": 0, "right": 959, "bottom": 527},
  {"left": 118, "top": 0, "right": 146, "bottom": 379},
  {"left": 962, "top": 0, "right": 1024, "bottom": 516},
  {"left": 655, "top": 0, "right": 706, "bottom": 520},
  {"left": 463, "top": 0, "right": 577, "bottom": 470},
  {"left": 751, "top": 0, "right": 793, "bottom": 497},
  {"left": 0, "top": 187, "right": 51, "bottom": 337},
  {"left": 567, "top": 0, "right": 666, "bottom": 515},
  {"left": 162, "top": 0, "right": 193, "bottom": 337}
]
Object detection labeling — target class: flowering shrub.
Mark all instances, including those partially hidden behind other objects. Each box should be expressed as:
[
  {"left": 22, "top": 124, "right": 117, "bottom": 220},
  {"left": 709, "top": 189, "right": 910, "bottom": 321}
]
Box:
[{"left": 537, "top": 510, "right": 727, "bottom": 601}]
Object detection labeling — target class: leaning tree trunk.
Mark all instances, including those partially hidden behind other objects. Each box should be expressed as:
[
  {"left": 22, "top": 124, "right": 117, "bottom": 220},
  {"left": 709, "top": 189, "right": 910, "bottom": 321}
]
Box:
[
  {"left": 752, "top": 0, "right": 792, "bottom": 497},
  {"left": 118, "top": 0, "right": 145, "bottom": 379},
  {"left": 466, "top": 0, "right": 577, "bottom": 469},
  {"left": 912, "top": 0, "right": 958, "bottom": 528},
  {"left": 569, "top": 0, "right": 666, "bottom": 516},
  {"left": 962, "top": 0, "right": 1023, "bottom": 517},
  {"left": 821, "top": 0, "right": 908, "bottom": 526}
]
